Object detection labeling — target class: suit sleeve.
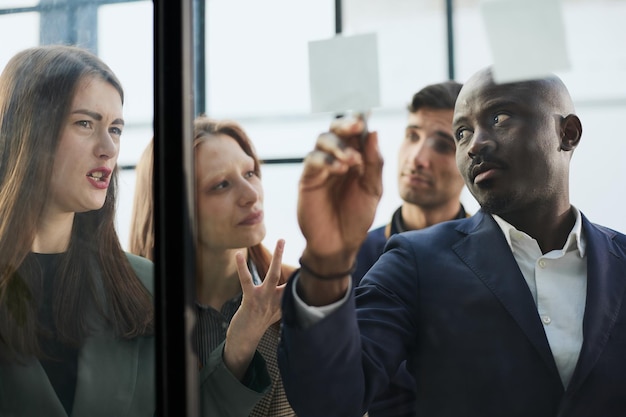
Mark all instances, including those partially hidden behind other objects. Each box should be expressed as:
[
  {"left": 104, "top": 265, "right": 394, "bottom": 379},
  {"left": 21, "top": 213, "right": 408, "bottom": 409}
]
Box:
[
  {"left": 199, "top": 341, "right": 271, "bottom": 417},
  {"left": 278, "top": 234, "right": 420, "bottom": 417}
]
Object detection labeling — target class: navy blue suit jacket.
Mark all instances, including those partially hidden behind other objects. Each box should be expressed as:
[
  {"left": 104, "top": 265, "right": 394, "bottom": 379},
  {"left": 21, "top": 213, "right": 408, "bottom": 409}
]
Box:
[{"left": 278, "top": 211, "right": 626, "bottom": 417}]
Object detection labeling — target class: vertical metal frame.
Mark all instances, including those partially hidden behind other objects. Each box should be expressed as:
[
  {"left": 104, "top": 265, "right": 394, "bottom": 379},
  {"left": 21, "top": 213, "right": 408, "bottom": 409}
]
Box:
[
  {"left": 445, "top": 0, "right": 455, "bottom": 80},
  {"left": 335, "top": 0, "right": 342, "bottom": 34},
  {"left": 154, "top": 0, "right": 199, "bottom": 415},
  {"left": 193, "top": 0, "right": 206, "bottom": 116}
]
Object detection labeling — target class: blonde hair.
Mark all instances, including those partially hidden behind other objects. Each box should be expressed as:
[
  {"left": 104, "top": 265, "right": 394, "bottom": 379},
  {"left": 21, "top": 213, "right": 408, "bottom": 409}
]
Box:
[{"left": 129, "top": 139, "right": 154, "bottom": 261}]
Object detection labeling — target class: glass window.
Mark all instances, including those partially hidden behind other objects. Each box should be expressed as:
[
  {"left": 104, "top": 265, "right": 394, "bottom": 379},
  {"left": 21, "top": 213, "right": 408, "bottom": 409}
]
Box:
[
  {"left": 454, "top": 0, "right": 626, "bottom": 233},
  {"left": 3, "top": 0, "right": 625, "bottom": 414},
  {"left": 98, "top": 1, "right": 154, "bottom": 247},
  {"left": 0, "top": 11, "right": 39, "bottom": 69},
  {"left": 0, "top": 0, "right": 158, "bottom": 414}
]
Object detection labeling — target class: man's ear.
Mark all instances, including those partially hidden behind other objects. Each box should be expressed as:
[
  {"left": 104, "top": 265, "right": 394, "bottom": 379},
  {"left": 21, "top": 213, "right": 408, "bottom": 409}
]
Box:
[{"left": 560, "top": 114, "right": 582, "bottom": 151}]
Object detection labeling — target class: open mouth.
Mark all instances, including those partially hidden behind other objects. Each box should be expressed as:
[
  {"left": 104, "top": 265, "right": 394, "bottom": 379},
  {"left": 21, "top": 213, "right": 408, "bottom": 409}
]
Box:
[
  {"left": 86, "top": 168, "right": 112, "bottom": 188},
  {"left": 87, "top": 171, "right": 109, "bottom": 182}
]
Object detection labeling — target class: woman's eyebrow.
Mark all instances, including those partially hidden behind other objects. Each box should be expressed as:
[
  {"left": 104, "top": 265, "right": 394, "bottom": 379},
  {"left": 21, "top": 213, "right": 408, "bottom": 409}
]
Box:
[{"left": 71, "top": 109, "right": 125, "bottom": 125}]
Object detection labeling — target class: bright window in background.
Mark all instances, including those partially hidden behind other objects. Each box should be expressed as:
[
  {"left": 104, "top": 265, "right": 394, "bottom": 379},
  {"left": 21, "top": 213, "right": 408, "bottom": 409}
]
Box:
[
  {"left": 0, "top": 12, "right": 39, "bottom": 69},
  {"left": 5, "top": 1, "right": 622, "bottom": 265},
  {"left": 454, "top": 0, "right": 626, "bottom": 234},
  {"left": 98, "top": 1, "right": 154, "bottom": 250},
  {"left": 202, "top": 0, "right": 626, "bottom": 264},
  {"left": 204, "top": 0, "right": 336, "bottom": 264}
]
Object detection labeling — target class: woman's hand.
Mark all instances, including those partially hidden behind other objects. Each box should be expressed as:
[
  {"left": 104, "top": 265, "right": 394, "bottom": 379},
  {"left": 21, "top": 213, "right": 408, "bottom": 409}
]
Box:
[{"left": 222, "top": 239, "right": 286, "bottom": 380}]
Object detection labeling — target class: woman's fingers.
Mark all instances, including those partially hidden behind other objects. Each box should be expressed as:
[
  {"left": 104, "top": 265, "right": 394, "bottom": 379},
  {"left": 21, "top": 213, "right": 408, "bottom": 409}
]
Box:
[
  {"left": 235, "top": 251, "right": 254, "bottom": 293},
  {"left": 265, "top": 239, "right": 285, "bottom": 287}
]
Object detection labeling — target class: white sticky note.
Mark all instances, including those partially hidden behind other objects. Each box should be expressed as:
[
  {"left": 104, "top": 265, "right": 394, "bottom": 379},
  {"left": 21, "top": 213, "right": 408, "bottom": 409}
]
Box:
[
  {"left": 481, "top": 0, "right": 570, "bottom": 83},
  {"left": 308, "top": 33, "right": 380, "bottom": 113}
]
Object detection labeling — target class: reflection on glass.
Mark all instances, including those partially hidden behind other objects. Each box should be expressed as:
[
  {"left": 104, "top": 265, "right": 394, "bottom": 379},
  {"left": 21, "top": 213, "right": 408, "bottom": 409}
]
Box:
[
  {"left": 128, "top": 117, "right": 299, "bottom": 415},
  {"left": 0, "top": 44, "right": 155, "bottom": 416},
  {"left": 192, "top": 117, "right": 296, "bottom": 415},
  {"left": 0, "top": 2, "right": 157, "bottom": 415}
]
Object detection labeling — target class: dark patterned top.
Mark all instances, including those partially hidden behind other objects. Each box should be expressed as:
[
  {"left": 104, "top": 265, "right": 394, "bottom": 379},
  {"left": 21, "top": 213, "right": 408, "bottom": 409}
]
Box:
[{"left": 195, "top": 261, "right": 295, "bottom": 417}]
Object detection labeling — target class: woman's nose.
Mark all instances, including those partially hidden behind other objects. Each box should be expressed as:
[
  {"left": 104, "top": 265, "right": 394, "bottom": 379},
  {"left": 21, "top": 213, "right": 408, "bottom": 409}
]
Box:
[{"left": 95, "top": 129, "right": 119, "bottom": 160}]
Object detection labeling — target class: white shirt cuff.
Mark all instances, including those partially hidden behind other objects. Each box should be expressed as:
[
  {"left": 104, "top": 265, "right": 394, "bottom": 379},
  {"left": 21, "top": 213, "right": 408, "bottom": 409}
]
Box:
[{"left": 291, "top": 271, "right": 352, "bottom": 329}]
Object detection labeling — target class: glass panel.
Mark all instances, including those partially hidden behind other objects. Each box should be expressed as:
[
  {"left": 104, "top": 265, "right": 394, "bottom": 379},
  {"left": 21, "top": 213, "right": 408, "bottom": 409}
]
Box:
[
  {"left": 98, "top": 1, "right": 154, "bottom": 249},
  {"left": 0, "top": 12, "right": 39, "bottom": 69},
  {"left": 204, "top": 0, "right": 335, "bottom": 265},
  {"left": 343, "top": 0, "right": 450, "bottom": 105},
  {"left": 0, "top": 1, "right": 157, "bottom": 415},
  {"left": 455, "top": 0, "right": 626, "bottom": 233},
  {"left": 199, "top": 1, "right": 626, "bottom": 415},
  {"left": 206, "top": 0, "right": 335, "bottom": 118},
  {"left": 1, "top": 0, "right": 39, "bottom": 7}
]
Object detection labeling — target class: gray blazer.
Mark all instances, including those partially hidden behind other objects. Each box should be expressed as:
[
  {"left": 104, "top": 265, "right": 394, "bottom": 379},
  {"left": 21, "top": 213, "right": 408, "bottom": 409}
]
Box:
[{"left": 0, "top": 253, "right": 270, "bottom": 417}]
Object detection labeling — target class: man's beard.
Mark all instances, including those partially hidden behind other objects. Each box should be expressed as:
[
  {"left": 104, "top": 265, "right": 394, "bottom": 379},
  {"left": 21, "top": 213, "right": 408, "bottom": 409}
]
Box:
[{"left": 478, "top": 193, "right": 515, "bottom": 214}]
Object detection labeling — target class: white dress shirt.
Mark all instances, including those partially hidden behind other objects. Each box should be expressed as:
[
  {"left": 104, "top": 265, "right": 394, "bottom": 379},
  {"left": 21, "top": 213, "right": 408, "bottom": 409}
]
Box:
[{"left": 492, "top": 208, "right": 586, "bottom": 388}]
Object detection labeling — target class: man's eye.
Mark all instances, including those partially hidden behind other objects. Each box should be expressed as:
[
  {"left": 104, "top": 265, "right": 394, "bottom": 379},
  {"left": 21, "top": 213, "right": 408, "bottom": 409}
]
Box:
[
  {"left": 244, "top": 171, "right": 256, "bottom": 179},
  {"left": 455, "top": 128, "right": 468, "bottom": 141},
  {"left": 433, "top": 139, "right": 455, "bottom": 154},
  {"left": 494, "top": 113, "right": 510, "bottom": 124},
  {"left": 77, "top": 120, "right": 92, "bottom": 128},
  {"left": 405, "top": 131, "right": 419, "bottom": 142},
  {"left": 110, "top": 126, "right": 123, "bottom": 136}
]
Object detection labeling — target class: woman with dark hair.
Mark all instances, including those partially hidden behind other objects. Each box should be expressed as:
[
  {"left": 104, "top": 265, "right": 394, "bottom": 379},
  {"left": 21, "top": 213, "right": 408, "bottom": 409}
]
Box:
[
  {"left": 0, "top": 45, "right": 154, "bottom": 416},
  {"left": 129, "top": 117, "right": 295, "bottom": 416}
]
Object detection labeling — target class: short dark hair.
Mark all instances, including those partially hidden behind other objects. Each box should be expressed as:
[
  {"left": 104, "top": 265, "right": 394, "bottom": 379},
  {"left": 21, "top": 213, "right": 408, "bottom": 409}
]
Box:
[{"left": 407, "top": 80, "right": 463, "bottom": 112}]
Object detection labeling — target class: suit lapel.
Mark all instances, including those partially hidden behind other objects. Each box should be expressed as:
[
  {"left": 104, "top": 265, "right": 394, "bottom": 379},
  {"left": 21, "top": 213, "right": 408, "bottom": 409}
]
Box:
[
  {"left": 70, "top": 265, "right": 139, "bottom": 417},
  {"left": 0, "top": 333, "right": 139, "bottom": 417},
  {"left": 452, "top": 211, "right": 560, "bottom": 379},
  {"left": 0, "top": 257, "right": 146, "bottom": 417},
  {"left": 566, "top": 217, "right": 626, "bottom": 394},
  {"left": 0, "top": 359, "right": 68, "bottom": 417},
  {"left": 71, "top": 327, "right": 139, "bottom": 417}
]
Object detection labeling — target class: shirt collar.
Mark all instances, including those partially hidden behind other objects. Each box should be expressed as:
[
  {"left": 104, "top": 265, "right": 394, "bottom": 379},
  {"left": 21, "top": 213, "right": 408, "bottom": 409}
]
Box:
[
  {"left": 389, "top": 204, "right": 468, "bottom": 236},
  {"left": 491, "top": 206, "right": 586, "bottom": 257}
]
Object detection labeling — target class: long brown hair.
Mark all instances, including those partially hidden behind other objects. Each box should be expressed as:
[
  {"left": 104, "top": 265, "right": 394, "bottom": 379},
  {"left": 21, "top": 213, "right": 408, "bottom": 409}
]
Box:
[
  {"left": 129, "top": 139, "right": 154, "bottom": 261},
  {"left": 194, "top": 116, "right": 293, "bottom": 284},
  {"left": 0, "top": 45, "right": 153, "bottom": 361}
]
